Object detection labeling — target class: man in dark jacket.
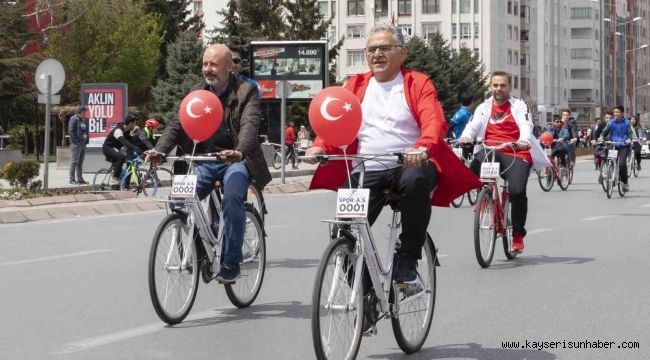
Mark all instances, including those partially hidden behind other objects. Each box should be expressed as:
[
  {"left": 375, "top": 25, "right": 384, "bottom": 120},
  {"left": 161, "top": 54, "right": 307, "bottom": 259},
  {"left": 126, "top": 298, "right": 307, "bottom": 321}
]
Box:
[
  {"left": 102, "top": 115, "right": 141, "bottom": 185},
  {"left": 147, "top": 44, "right": 271, "bottom": 283},
  {"left": 68, "top": 106, "right": 89, "bottom": 184}
]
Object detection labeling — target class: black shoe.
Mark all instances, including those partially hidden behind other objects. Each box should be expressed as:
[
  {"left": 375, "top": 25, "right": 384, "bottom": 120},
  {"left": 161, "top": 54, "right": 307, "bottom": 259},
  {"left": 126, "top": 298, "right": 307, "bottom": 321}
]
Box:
[
  {"left": 637, "top": 164, "right": 641, "bottom": 171},
  {"left": 68, "top": 180, "right": 77, "bottom": 185},
  {"left": 216, "top": 262, "right": 240, "bottom": 284},
  {"left": 394, "top": 255, "right": 418, "bottom": 283},
  {"left": 77, "top": 179, "right": 89, "bottom": 185}
]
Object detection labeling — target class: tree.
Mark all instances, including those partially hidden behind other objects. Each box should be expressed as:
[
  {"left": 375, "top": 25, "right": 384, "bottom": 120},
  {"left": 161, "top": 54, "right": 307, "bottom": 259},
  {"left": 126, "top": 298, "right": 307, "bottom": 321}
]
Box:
[
  {"left": 150, "top": 31, "right": 204, "bottom": 125},
  {"left": 404, "top": 34, "right": 488, "bottom": 120},
  {"left": 283, "top": 0, "right": 330, "bottom": 41},
  {"left": 0, "top": 1, "right": 40, "bottom": 126},
  {"left": 143, "top": 0, "right": 202, "bottom": 78},
  {"left": 44, "top": 0, "right": 163, "bottom": 104}
]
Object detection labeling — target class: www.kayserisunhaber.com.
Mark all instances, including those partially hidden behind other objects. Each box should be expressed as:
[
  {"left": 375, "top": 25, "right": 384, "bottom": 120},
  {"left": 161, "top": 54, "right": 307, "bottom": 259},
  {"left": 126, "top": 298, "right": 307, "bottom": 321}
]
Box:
[{"left": 502, "top": 340, "right": 640, "bottom": 351}]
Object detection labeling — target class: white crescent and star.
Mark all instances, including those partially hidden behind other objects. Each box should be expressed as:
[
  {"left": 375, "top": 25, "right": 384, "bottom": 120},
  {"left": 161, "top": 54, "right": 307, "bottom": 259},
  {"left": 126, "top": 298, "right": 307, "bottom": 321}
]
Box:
[
  {"left": 320, "top": 96, "right": 353, "bottom": 122},
  {"left": 186, "top": 98, "right": 204, "bottom": 119}
]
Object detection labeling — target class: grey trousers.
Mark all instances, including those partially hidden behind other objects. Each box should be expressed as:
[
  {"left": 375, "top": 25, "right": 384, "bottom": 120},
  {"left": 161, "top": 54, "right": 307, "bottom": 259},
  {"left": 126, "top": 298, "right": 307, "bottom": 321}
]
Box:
[{"left": 69, "top": 143, "right": 86, "bottom": 181}]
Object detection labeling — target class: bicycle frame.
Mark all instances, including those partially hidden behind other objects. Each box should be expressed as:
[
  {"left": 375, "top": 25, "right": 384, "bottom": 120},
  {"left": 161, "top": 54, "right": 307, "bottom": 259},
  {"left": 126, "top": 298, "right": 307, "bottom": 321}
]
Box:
[{"left": 479, "top": 148, "right": 508, "bottom": 236}]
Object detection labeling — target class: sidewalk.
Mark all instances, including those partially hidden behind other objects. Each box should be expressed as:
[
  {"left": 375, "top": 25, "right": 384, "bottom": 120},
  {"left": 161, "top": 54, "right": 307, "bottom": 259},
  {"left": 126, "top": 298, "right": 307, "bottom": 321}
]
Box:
[{"left": 0, "top": 162, "right": 317, "bottom": 224}]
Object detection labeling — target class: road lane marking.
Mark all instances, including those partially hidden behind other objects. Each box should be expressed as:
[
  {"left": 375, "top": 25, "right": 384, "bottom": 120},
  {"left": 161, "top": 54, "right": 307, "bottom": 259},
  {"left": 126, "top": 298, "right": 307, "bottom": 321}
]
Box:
[
  {"left": 526, "top": 228, "right": 554, "bottom": 236},
  {"left": 57, "top": 307, "right": 229, "bottom": 354},
  {"left": 0, "top": 249, "right": 115, "bottom": 267},
  {"left": 581, "top": 215, "right": 620, "bottom": 221},
  {"left": 642, "top": 204, "right": 650, "bottom": 208}
]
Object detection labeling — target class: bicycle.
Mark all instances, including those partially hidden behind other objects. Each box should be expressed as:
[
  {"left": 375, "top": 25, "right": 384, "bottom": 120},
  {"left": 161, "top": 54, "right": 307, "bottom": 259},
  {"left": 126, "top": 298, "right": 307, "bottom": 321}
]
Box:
[
  {"left": 304, "top": 153, "right": 438, "bottom": 360},
  {"left": 270, "top": 142, "right": 302, "bottom": 170},
  {"left": 598, "top": 141, "right": 629, "bottom": 199},
  {"left": 628, "top": 139, "right": 641, "bottom": 178},
  {"left": 536, "top": 140, "right": 570, "bottom": 192},
  {"left": 473, "top": 142, "right": 519, "bottom": 268},
  {"left": 447, "top": 139, "right": 478, "bottom": 207},
  {"left": 147, "top": 153, "right": 266, "bottom": 325},
  {"left": 91, "top": 154, "right": 157, "bottom": 196}
]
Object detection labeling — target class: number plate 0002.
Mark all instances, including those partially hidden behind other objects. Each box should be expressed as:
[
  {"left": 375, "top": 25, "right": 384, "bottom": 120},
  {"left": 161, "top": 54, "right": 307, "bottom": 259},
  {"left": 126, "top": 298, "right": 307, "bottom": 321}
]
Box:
[
  {"left": 336, "top": 189, "right": 370, "bottom": 218},
  {"left": 171, "top": 175, "right": 198, "bottom": 197},
  {"left": 480, "top": 162, "right": 500, "bottom": 179}
]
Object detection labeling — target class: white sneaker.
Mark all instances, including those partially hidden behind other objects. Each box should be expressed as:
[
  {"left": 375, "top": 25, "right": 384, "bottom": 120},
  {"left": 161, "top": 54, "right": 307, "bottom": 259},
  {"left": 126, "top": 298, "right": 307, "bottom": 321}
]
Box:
[{"left": 109, "top": 177, "right": 120, "bottom": 186}]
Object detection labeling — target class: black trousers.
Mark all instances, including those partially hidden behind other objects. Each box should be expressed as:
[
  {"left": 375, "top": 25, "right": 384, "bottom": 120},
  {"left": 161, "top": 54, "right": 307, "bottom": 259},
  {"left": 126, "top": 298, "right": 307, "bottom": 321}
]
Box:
[
  {"left": 613, "top": 147, "right": 630, "bottom": 184},
  {"left": 103, "top": 147, "right": 127, "bottom": 178},
  {"left": 470, "top": 151, "right": 531, "bottom": 237},
  {"left": 632, "top": 142, "right": 642, "bottom": 166},
  {"left": 286, "top": 143, "right": 296, "bottom": 166},
  {"left": 551, "top": 143, "right": 569, "bottom": 166},
  {"left": 349, "top": 163, "right": 437, "bottom": 259}
]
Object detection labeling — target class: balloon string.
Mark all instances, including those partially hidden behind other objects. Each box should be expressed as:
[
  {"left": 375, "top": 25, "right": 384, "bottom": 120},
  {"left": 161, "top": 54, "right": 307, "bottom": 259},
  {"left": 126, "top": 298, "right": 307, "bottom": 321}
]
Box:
[
  {"left": 189, "top": 140, "right": 198, "bottom": 175},
  {"left": 342, "top": 146, "right": 352, "bottom": 189}
]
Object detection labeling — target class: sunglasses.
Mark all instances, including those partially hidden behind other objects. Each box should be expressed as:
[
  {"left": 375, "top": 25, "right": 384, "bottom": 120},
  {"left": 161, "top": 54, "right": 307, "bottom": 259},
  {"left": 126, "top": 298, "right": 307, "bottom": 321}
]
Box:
[{"left": 233, "top": 58, "right": 242, "bottom": 64}]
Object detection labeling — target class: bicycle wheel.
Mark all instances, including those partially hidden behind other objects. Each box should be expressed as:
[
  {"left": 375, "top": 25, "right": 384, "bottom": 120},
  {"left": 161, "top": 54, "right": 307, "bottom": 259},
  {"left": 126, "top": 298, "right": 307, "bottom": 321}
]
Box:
[
  {"left": 451, "top": 194, "right": 464, "bottom": 208},
  {"left": 225, "top": 205, "right": 266, "bottom": 308},
  {"left": 633, "top": 160, "right": 639, "bottom": 178},
  {"left": 312, "top": 236, "right": 364, "bottom": 360},
  {"left": 606, "top": 162, "right": 615, "bottom": 199},
  {"left": 272, "top": 152, "right": 282, "bottom": 170},
  {"left": 246, "top": 182, "right": 266, "bottom": 223},
  {"left": 121, "top": 169, "right": 156, "bottom": 196},
  {"left": 467, "top": 189, "right": 478, "bottom": 205},
  {"left": 148, "top": 213, "right": 199, "bottom": 325},
  {"left": 153, "top": 167, "right": 174, "bottom": 196},
  {"left": 391, "top": 234, "right": 437, "bottom": 354},
  {"left": 600, "top": 164, "right": 608, "bottom": 192},
  {"left": 91, "top": 168, "right": 112, "bottom": 192},
  {"left": 502, "top": 199, "right": 517, "bottom": 260},
  {"left": 568, "top": 164, "right": 574, "bottom": 184},
  {"left": 474, "top": 187, "right": 496, "bottom": 268},
  {"left": 557, "top": 165, "right": 570, "bottom": 190},
  {"left": 537, "top": 167, "right": 554, "bottom": 192}
]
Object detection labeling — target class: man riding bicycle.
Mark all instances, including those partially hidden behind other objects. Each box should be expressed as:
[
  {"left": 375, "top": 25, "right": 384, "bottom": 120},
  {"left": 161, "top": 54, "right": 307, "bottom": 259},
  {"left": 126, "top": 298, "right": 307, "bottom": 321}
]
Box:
[
  {"left": 561, "top": 110, "right": 578, "bottom": 167},
  {"left": 446, "top": 93, "right": 474, "bottom": 160},
  {"left": 546, "top": 115, "right": 571, "bottom": 166},
  {"left": 597, "top": 105, "right": 636, "bottom": 192},
  {"left": 146, "top": 44, "right": 271, "bottom": 283},
  {"left": 460, "top": 71, "right": 549, "bottom": 253},
  {"left": 305, "top": 25, "right": 481, "bottom": 283},
  {"left": 102, "top": 115, "right": 142, "bottom": 185}
]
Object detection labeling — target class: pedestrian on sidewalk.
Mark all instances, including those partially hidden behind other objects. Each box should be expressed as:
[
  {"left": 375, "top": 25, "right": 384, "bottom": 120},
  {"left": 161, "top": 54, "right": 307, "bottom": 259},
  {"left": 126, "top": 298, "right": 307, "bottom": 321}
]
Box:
[
  {"left": 68, "top": 106, "right": 89, "bottom": 185},
  {"left": 285, "top": 121, "right": 298, "bottom": 169}
]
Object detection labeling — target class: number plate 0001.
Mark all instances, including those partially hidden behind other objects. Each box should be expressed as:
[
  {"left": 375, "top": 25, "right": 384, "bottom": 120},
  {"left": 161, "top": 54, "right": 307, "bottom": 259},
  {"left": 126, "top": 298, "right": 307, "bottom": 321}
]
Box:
[
  {"left": 480, "top": 162, "right": 500, "bottom": 179},
  {"left": 608, "top": 150, "right": 618, "bottom": 160},
  {"left": 452, "top": 147, "right": 463, "bottom": 159},
  {"left": 336, "top": 189, "right": 370, "bottom": 218},
  {"left": 171, "top": 175, "right": 198, "bottom": 197}
]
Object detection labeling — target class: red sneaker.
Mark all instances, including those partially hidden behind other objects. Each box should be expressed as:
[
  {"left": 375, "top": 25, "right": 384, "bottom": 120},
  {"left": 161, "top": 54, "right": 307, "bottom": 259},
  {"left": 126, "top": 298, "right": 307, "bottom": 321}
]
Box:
[{"left": 511, "top": 234, "right": 525, "bottom": 253}]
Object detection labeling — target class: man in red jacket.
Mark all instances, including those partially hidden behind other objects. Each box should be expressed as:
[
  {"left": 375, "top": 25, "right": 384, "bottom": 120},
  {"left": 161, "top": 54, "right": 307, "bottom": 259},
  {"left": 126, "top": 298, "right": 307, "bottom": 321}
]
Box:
[
  {"left": 284, "top": 121, "right": 298, "bottom": 169},
  {"left": 306, "top": 25, "right": 481, "bottom": 282}
]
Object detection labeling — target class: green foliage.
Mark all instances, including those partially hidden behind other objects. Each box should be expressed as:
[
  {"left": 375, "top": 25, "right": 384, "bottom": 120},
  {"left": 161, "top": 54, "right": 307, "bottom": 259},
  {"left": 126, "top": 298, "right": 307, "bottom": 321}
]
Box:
[
  {"left": 44, "top": 0, "right": 164, "bottom": 104},
  {"left": 283, "top": 0, "right": 331, "bottom": 41},
  {"left": 151, "top": 31, "right": 204, "bottom": 124},
  {"left": 404, "top": 34, "right": 488, "bottom": 120},
  {"left": 0, "top": 2, "right": 40, "bottom": 125},
  {"left": 1, "top": 160, "right": 40, "bottom": 188}
]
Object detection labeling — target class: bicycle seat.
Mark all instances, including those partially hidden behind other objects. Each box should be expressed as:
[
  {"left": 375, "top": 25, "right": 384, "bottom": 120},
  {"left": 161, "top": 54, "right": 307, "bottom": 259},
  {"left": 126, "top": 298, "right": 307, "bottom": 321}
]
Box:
[{"left": 382, "top": 188, "right": 401, "bottom": 210}]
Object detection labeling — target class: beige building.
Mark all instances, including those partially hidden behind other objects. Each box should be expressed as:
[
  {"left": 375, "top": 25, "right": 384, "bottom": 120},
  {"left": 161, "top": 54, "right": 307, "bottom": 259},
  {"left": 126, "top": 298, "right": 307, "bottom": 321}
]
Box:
[{"left": 633, "top": 0, "right": 650, "bottom": 124}]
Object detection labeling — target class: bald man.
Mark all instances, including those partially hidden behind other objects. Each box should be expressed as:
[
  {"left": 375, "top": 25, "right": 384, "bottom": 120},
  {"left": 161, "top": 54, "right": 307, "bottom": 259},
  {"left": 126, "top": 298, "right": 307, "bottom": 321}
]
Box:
[{"left": 148, "top": 44, "right": 271, "bottom": 283}]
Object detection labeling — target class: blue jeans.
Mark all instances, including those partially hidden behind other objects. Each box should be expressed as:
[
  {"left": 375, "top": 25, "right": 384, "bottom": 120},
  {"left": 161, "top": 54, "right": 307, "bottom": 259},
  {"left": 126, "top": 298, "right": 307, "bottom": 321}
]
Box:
[{"left": 195, "top": 161, "right": 249, "bottom": 264}]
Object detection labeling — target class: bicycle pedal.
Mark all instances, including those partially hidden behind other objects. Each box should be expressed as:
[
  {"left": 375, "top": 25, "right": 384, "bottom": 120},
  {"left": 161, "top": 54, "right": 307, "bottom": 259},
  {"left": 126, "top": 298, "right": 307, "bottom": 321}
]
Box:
[{"left": 362, "top": 326, "right": 377, "bottom": 337}]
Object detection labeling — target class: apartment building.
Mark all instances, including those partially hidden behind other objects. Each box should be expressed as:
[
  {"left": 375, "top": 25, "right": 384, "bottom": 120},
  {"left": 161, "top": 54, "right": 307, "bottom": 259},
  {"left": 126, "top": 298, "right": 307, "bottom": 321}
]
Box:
[{"left": 633, "top": 0, "right": 650, "bottom": 123}]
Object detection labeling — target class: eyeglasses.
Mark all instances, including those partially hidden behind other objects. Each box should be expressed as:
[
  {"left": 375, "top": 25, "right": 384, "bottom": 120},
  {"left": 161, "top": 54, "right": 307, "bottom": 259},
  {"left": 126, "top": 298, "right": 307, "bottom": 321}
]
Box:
[
  {"left": 365, "top": 44, "right": 402, "bottom": 54},
  {"left": 232, "top": 58, "right": 242, "bottom": 64}
]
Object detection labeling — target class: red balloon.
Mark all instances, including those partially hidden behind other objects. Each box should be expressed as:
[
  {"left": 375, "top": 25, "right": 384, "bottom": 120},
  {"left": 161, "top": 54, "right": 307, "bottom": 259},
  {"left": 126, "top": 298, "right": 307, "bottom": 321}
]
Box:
[
  {"left": 539, "top": 131, "right": 553, "bottom": 147},
  {"left": 178, "top": 90, "right": 223, "bottom": 142},
  {"left": 308, "top": 86, "right": 362, "bottom": 148}
]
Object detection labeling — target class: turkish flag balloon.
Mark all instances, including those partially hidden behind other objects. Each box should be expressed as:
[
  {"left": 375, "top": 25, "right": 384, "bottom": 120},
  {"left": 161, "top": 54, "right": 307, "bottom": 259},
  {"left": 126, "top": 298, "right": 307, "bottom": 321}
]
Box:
[
  {"left": 178, "top": 90, "right": 223, "bottom": 142},
  {"left": 308, "top": 87, "right": 362, "bottom": 148}
]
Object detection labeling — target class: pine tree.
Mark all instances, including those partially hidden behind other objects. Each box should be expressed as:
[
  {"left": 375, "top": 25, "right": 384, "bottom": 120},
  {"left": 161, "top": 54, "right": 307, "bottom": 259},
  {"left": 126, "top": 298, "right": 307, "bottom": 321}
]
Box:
[
  {"left": 0, "top": 1, "right": 39, "bottom": 126},
  {"left": 150, "top": 31, "right": 204, "bottom": 125},
  {"left": 283, "top": 0, "right": 331, "bottom": 41}
]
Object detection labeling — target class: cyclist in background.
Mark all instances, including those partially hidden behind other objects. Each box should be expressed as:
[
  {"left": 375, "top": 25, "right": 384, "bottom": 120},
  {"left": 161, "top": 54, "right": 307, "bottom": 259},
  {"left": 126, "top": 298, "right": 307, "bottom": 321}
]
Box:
[
  {"left": 143, "top": 119, "right": 160, "bottom": 147},
  {"left": 561, "top": 110, "right": 578, "bottom": 167},
  {"left": 102, "top": 115, "right": 142, "bottom": 185},
  {"left": 460, "top": 71, "right": 548, "bottom": 253},
  {"left": 630, "top": 115, "right": 643, "bottom": 171},
  {"left": 598, "top": 106, "right": 636, "bottom": 192},
  {"left": 546, "top": 115, "right": 571, "bottom": 166},
  {"left": 446, "top": 93, "right": 474, "bottom": 160}
]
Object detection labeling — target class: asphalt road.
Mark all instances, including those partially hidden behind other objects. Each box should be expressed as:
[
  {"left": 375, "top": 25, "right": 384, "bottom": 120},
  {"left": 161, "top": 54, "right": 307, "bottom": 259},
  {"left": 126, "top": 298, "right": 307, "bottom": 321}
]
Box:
[{"left": 1, "top": 160, "right": 649, "bottom": 360}]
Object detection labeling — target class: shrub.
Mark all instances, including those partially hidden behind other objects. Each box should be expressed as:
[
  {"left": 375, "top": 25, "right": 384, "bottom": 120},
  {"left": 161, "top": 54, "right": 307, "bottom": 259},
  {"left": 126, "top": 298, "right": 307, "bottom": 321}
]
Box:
[{"left": 1, "top": 160, "right": 40, "bottom": 188}]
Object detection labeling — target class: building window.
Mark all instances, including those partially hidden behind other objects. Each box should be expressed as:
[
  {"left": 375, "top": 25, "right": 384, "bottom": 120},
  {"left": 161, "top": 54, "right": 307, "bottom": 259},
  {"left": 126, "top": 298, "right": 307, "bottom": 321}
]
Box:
[
  {"left": 422, "top": 0, "right": 439, "bottom": 14},
  {"left": 398, "top": 0, "right": 411, "bottom": 15},
  {"left": 571, "top": 7, "right": 591, "bottom": 19},
  {"left": 474, "top": 22, "right": 479, "bottom": 38},
  {"left": 514, "top": 76, "right": 519, "bottom": 89},
  {"left": 452, "top": 0, "right": 457, "bottom": 13},
  {"left": 193, "top": 1, "right": 202, "bottom": 13},
  {"left": 507, "top": 1, "right": 512, "bottom": 14},
  {"left": 451, "top": 23, "right": 457, "bottom": 39},
  {"left": 347, "top": 0, "right": 364, "bottom": 16},
  {"left": 347, "top": 24, "right": 365, "bottom": 39},
  {"left": 318, "top": 1, "right": 329, "bottom": 16},
  {"left": 522, "top": 77, "right": 529, "bottom": 91},
  {"left": 422, "top": 22, "right": 441, "bottom": 40},
  {"left": 375, "top": 0, "right": 388, "bottom": 16},
  {"left": 332, "top": 1, "right": 336, "bottom": 17},
  {"left": 514, "top": 26, "right": 518, "bottom": 41},
  {"left": 513, "top": 1, "right": 518, "bottom": 16},
  {"left": 398, "top": 24, "right": 413, "bottom": 36},
  {"left": 460, "top": 0, "right": 470, "bottom": 13},
  {"left": 507, "top": 50, "right": 512, "bottom": 64},
  {"left": 474, "top": 0, "right": 479, "bottom": 13},
  {"left": 329, "top": 26, "right": 337, "bottom": 41},
  {"left": 507, "top": 25, "right": 512, "bottom": 40},
  {"left": 460, "top": 23, "right": 471, "bottom": 39},
  {"left": 347, "top": 50, "right": 365, "bottom": 67},
  {"left": 571, "top": 48, "right": 592, "bottom": 58},
  {"left": 521, "top": 30, "right": 529, "bottom": 41},
  {"left": 514, "top": 51, "right": 519, "bottom": 64},
  {"left": 474, "top": 48, "right": 480, "bottom": 56}
]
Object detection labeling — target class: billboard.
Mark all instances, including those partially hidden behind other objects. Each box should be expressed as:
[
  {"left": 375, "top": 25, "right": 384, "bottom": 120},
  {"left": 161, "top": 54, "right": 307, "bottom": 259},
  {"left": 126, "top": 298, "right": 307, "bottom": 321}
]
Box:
[
  {"left": 80, "top": 83, "right": 128, "bottom": 147},
  {"left": 250, "top": 41, "right": 328, "bottom": 100}
]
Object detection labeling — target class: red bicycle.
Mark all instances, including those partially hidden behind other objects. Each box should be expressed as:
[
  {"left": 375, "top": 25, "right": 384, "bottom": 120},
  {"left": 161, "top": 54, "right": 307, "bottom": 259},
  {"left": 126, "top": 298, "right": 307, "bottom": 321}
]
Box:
[{"left": 536, "top": 140, "right": 570, "bottom": 192}]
